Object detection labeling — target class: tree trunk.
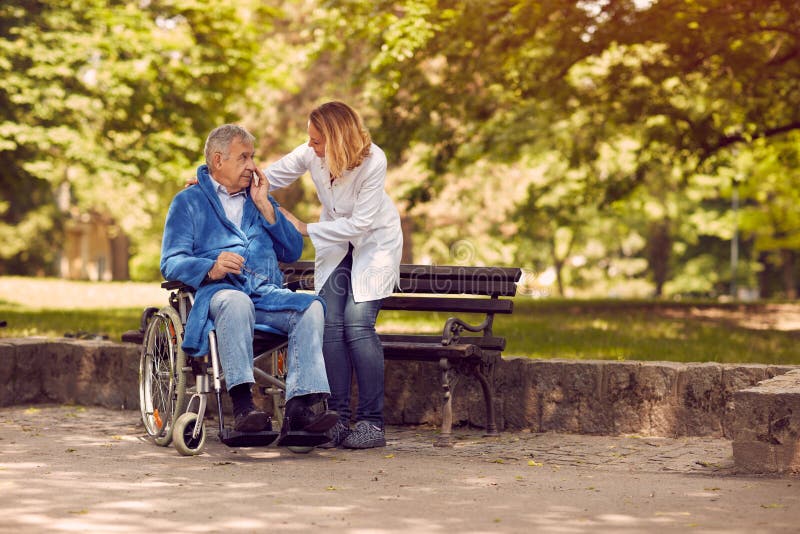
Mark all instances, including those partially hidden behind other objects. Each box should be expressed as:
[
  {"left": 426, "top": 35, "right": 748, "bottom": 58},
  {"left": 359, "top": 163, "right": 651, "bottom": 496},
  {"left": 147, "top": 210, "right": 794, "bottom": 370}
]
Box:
[
  {"left": 781, "top": 249, "right": 797, "bottom": 299},
  {"left": 646, "top": 218, "right": 672, "bottom": 297}
]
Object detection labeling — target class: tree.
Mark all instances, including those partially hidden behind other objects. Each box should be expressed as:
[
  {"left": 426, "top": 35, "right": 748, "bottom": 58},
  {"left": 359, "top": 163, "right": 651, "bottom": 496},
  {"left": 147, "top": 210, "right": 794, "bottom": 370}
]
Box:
[
  {"left": 310, "top": 0, "right": 800, "bottom": 297},
  {"left": 0, "top": 0, "right": 284, "bottom": 279}
]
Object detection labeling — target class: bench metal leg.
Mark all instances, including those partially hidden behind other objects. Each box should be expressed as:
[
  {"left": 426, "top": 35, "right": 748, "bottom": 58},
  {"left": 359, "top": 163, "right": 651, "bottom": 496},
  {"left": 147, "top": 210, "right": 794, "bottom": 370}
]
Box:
[
  {"left": 472, "top": 367, "right": 499, "bottom": 437},
  {"left": 435, "top": 357, "right": 454, "bottom": 448}
]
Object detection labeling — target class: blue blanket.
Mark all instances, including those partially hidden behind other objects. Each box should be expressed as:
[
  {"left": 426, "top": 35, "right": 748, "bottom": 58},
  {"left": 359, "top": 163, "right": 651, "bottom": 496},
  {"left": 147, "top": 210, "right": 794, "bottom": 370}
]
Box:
[{"left": 160, "top": 164, "right": 321, "bottom": 356}]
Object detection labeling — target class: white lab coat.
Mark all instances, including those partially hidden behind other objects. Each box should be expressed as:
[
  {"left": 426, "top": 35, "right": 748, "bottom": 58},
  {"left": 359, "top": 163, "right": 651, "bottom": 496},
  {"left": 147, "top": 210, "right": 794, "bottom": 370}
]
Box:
[{"left": 265, "top": 143, "right": 403, "bottom": 302}]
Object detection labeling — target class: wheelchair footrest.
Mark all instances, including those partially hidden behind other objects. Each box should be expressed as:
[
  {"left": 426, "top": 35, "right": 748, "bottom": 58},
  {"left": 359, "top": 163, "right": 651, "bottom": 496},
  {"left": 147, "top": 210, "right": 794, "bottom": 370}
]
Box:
[
  {"left": 276, "top": 431, "right": 331, "bottom": 448},
  {"left": 218, "top": 428, "right": 279, "bottom": 448}
]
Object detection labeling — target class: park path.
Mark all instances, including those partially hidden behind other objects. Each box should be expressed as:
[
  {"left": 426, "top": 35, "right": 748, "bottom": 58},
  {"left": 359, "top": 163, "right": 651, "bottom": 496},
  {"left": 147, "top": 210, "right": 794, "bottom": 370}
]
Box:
[{"left": 0, "top": 405, "right": 797, "bottom": 533}]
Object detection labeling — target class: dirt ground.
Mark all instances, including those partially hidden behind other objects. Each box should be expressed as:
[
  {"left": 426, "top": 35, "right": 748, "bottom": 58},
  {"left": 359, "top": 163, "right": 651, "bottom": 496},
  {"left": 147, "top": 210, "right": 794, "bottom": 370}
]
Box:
[{"left": 1, "top": 405, "right": 798, "bottom": 534}]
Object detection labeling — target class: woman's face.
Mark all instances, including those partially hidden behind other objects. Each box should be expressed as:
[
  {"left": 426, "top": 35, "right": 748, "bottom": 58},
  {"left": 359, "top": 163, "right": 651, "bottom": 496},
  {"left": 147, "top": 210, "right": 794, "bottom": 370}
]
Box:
[{"left": 307, "top": 122, "right": 326, "bottom": 158}]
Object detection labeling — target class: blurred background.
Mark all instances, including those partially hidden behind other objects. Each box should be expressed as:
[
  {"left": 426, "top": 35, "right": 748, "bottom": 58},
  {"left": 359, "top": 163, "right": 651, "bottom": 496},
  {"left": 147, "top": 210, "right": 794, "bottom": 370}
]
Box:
[{"left": 1, "top": 0, "right": 798, "bottom": 301}]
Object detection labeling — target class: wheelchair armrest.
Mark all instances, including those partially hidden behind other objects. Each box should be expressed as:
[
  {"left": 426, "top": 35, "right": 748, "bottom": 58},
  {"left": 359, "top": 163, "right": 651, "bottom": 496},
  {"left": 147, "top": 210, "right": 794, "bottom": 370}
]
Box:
[{"left": 161, "top": 280, "right": 192, "bottom": 291}]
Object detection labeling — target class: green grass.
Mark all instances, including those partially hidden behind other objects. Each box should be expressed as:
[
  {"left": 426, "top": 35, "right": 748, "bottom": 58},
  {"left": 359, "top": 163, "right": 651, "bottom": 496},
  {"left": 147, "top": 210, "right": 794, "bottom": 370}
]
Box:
[
  {"left": 378, "top": 299, "right": 800, "bottom": 365},
  {"left": 0, "top": 304, "right": 145, "bottom": 340},
  {"left": 2, "top": 297, "right": 798, "bottom": 365},
  {"left": 497, "top": 300, "right": 798, "bottom": 365}
]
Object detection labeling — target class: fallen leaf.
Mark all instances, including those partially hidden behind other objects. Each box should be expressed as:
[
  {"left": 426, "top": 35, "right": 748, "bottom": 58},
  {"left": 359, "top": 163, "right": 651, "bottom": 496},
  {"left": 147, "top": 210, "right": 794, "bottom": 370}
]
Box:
[
  {"left": 384, "top": 454, "right": 394, "bottom": 459},
  {"left": 528, "top": 460, "right": 543, "bottom": 467}
]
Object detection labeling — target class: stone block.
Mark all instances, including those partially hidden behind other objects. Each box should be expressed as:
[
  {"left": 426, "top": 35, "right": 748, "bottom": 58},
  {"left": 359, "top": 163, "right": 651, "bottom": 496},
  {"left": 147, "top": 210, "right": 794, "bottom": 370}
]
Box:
[
  {"left": 675, "top": 363, "right": 725, "bottom": 436},
  {"left": 0, "top": 340, "right": 18, "bottom": 406},
  {"left": 534, "top": 359, "right": 606, "bottom": 434},
  {"left": 602, "top": 361, "right": 681, "bottom": 436},
  {"left": 732, "top": 369, "right": 800, "bottom": 474}
]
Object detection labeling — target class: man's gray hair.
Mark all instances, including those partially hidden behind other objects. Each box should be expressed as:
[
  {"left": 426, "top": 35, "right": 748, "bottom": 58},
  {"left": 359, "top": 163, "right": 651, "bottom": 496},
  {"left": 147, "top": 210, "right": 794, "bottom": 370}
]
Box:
[{"left": 204, "top": 124, "right": 255, "bottom": 165}]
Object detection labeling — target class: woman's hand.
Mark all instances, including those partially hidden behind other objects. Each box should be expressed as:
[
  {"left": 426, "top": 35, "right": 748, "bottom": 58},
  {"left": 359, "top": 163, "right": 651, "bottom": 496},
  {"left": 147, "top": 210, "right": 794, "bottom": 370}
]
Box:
[
  {"left": 278, "top": 207, "right": 308, "bottom": 236},
  {"left": 251, "top": 167, "right": 276, "bottom": 224}
]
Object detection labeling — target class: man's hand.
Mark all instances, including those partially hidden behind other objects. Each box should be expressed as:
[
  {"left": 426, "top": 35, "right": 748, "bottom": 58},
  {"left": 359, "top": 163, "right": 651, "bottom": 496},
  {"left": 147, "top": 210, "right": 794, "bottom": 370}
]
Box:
[
  {"left": 208, "top": 251, "right": 245, "bottom": 280},
  {"left": 278, "top": 207, "right": 308, "bottom": 236},
  {"left": 251, "top": 167, "right": 276, "bottom": 224}
]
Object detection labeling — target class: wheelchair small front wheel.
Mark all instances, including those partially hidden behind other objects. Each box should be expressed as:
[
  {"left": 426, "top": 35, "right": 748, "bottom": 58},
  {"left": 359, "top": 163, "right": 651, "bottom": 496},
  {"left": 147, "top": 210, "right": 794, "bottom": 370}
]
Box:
[{"left": 172, "top": 412, "right": 207, "bottom": 456}]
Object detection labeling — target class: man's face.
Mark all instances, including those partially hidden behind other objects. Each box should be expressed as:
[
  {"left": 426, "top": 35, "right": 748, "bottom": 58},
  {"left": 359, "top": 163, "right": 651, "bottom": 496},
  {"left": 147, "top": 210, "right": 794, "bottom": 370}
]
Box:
[{"left": 212, "top": 137, "right": 255, "bottom": 193}]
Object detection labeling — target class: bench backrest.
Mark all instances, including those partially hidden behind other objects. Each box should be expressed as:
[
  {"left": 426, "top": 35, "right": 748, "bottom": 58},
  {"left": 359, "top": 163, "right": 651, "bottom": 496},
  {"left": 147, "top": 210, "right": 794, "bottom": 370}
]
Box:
[
  {"left": 283, "top": 261, "right": 521, "bottom": 341},
  {"left": 283, "top": 261, "right": 520, "bottom": 297}
]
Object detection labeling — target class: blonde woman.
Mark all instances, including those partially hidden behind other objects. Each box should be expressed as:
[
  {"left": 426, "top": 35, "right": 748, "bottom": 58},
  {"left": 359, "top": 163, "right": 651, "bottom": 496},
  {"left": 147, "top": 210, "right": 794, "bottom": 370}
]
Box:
[{"left": 265, "top": 101, "right": 403, "bottom": 449}]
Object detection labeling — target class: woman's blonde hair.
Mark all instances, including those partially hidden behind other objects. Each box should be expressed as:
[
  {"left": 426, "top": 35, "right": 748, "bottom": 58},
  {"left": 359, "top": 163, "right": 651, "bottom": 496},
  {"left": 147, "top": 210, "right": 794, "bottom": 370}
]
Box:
[{"left": 309, "top": 101, "right": 372, "bottom": 178}]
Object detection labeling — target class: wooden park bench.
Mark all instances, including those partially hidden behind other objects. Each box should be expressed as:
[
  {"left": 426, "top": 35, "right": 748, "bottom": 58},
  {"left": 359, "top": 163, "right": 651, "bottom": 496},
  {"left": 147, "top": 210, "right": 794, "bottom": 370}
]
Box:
[{"left": 282, "top": 261, "right": 522, "bottom": 447}]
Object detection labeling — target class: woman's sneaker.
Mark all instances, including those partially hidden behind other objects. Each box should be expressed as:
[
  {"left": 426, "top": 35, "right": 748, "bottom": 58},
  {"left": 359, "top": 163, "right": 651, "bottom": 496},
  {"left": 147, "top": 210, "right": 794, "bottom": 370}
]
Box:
[
  {"left": 341, "top": 421, "right": 386, "bottom": 449},
  {"left": 317, "top": 420, "right": 350, "bottom": 449}
]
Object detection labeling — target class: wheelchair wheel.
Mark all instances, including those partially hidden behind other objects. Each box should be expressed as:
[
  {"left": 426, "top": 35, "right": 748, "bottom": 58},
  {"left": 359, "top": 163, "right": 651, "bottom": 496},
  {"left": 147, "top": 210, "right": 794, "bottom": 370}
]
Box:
[
  {"left": 172, "top": 412, "right": 207, "bottom": 456},
  {"left": 139, "top": 306, "right": 187, "bottom": 447}
]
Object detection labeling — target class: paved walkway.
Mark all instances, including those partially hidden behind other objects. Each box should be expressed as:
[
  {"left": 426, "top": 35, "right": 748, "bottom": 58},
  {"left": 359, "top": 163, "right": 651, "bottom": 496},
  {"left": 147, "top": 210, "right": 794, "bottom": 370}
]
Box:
[{"left": 0, "top": 405, "right": 797, "bottom": 533}]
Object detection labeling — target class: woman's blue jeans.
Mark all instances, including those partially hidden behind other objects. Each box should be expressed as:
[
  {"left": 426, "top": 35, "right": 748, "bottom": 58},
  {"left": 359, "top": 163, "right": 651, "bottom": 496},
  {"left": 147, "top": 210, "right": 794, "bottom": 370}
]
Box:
[
  {"left": 319, "top": 250, "right": 385, "bottom": 427},
  {"left": 208, "top": 289, "right": 330, "bottom": 401}
]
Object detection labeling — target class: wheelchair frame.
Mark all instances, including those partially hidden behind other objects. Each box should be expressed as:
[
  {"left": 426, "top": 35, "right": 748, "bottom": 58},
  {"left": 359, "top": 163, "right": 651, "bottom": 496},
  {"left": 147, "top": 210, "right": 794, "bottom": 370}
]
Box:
[{"left": 138, "top": 281, "right": 290, "bottom": 456}]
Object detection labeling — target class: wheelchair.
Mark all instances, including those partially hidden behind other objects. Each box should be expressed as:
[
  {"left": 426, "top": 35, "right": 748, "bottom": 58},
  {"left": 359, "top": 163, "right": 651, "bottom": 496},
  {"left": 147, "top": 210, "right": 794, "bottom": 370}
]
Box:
[{"left": 137, "top": 280, "right": 324, "bottom": 456}]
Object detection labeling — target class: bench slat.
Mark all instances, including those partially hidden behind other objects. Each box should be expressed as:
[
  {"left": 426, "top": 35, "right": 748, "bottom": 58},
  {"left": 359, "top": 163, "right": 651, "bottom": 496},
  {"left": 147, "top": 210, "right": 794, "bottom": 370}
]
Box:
[
  {"left": 379, "top": 333, "right": 506, "bottom": 351},
  {"left": 395, "top": 278, "right": 518, "bottom": 296},
  {"left": 381, "top": 296, "right": 513, "bottom": 314},
  {"left": 285, "top": 277, "right": 519, "bottom": 296},
  {"left": 399, "top": 264, "right": 521, "bottom": 280},
  {"left": 282, "top": 262, "right": 521, "bottom": 297},
  {"left": 382, "top": 341, "right": 483, "bottom": 361},
  {"left": 283, "top": 261, "right": 521, "bottom": 282}
]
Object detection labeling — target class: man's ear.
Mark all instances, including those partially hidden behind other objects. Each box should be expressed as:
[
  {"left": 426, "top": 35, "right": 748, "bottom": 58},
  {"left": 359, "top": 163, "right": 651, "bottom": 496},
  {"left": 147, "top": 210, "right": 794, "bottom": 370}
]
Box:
[{"left": 212, "top": 152, "right": 222, "bottom": 169}]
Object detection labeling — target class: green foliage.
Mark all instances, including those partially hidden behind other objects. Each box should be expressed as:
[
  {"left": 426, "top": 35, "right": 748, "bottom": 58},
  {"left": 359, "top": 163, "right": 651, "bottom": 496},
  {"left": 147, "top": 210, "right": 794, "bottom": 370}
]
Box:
[
  {"left": 314, "top": 0, "right": 800, "bottom": 298},
  {"left": 1, "top": 0, "right": 798, "bottom": 299},
  {"left": 0, "top": 0, "right": 285, "bottom": 278}
]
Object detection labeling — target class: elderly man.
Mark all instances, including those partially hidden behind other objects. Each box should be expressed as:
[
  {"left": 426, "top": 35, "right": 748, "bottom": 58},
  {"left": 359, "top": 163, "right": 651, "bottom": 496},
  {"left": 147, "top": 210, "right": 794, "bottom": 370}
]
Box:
[{"left": 160, "top": 124, "right": 336, "bottom": 444}]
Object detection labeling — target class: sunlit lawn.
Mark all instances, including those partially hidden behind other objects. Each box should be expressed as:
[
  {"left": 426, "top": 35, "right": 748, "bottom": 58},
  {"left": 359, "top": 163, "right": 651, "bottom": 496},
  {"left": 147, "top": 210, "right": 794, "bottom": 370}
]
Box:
[
  {"left": 377, "top": 299, "right": 800, "bottom": 365},
  {"left": 1, "top": 291, "right": 798, "bottom": 365},
  {"left": 0, "top": 304, "right": 146, "bottom": 340}
]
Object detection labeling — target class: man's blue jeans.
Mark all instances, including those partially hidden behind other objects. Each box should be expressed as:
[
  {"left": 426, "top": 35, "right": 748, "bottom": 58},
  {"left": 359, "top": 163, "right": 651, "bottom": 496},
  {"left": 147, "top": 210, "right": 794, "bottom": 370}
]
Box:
[
  {"left": 208, "top": 289, "right": 330, "bottom": 401},
  {"left": 319, "top": 250, "right": 385, "bottom": 427}
]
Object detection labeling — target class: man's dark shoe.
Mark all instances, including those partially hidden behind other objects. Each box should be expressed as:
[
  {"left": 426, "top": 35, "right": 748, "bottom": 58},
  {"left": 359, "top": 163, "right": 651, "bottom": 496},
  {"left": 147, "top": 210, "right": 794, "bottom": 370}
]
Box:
[
  {"left": 233, "top": 407, "right": 270, "bottom": 433},
  {"left": 284, "top": 395, "right": 338, "bottom": 433}
]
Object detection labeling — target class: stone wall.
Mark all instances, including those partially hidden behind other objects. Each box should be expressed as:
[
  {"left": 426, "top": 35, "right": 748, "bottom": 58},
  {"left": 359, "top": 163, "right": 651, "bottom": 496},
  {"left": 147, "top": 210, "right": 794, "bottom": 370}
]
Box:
[
  {"left": 386, "top": 356, "right": 797, "bottom": 438},
  {"left": 0, "top": 338, "right": 139, "bottom": 410},
  {"left": 0, "top": 338, "right": 796, "bottom": 440}
]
